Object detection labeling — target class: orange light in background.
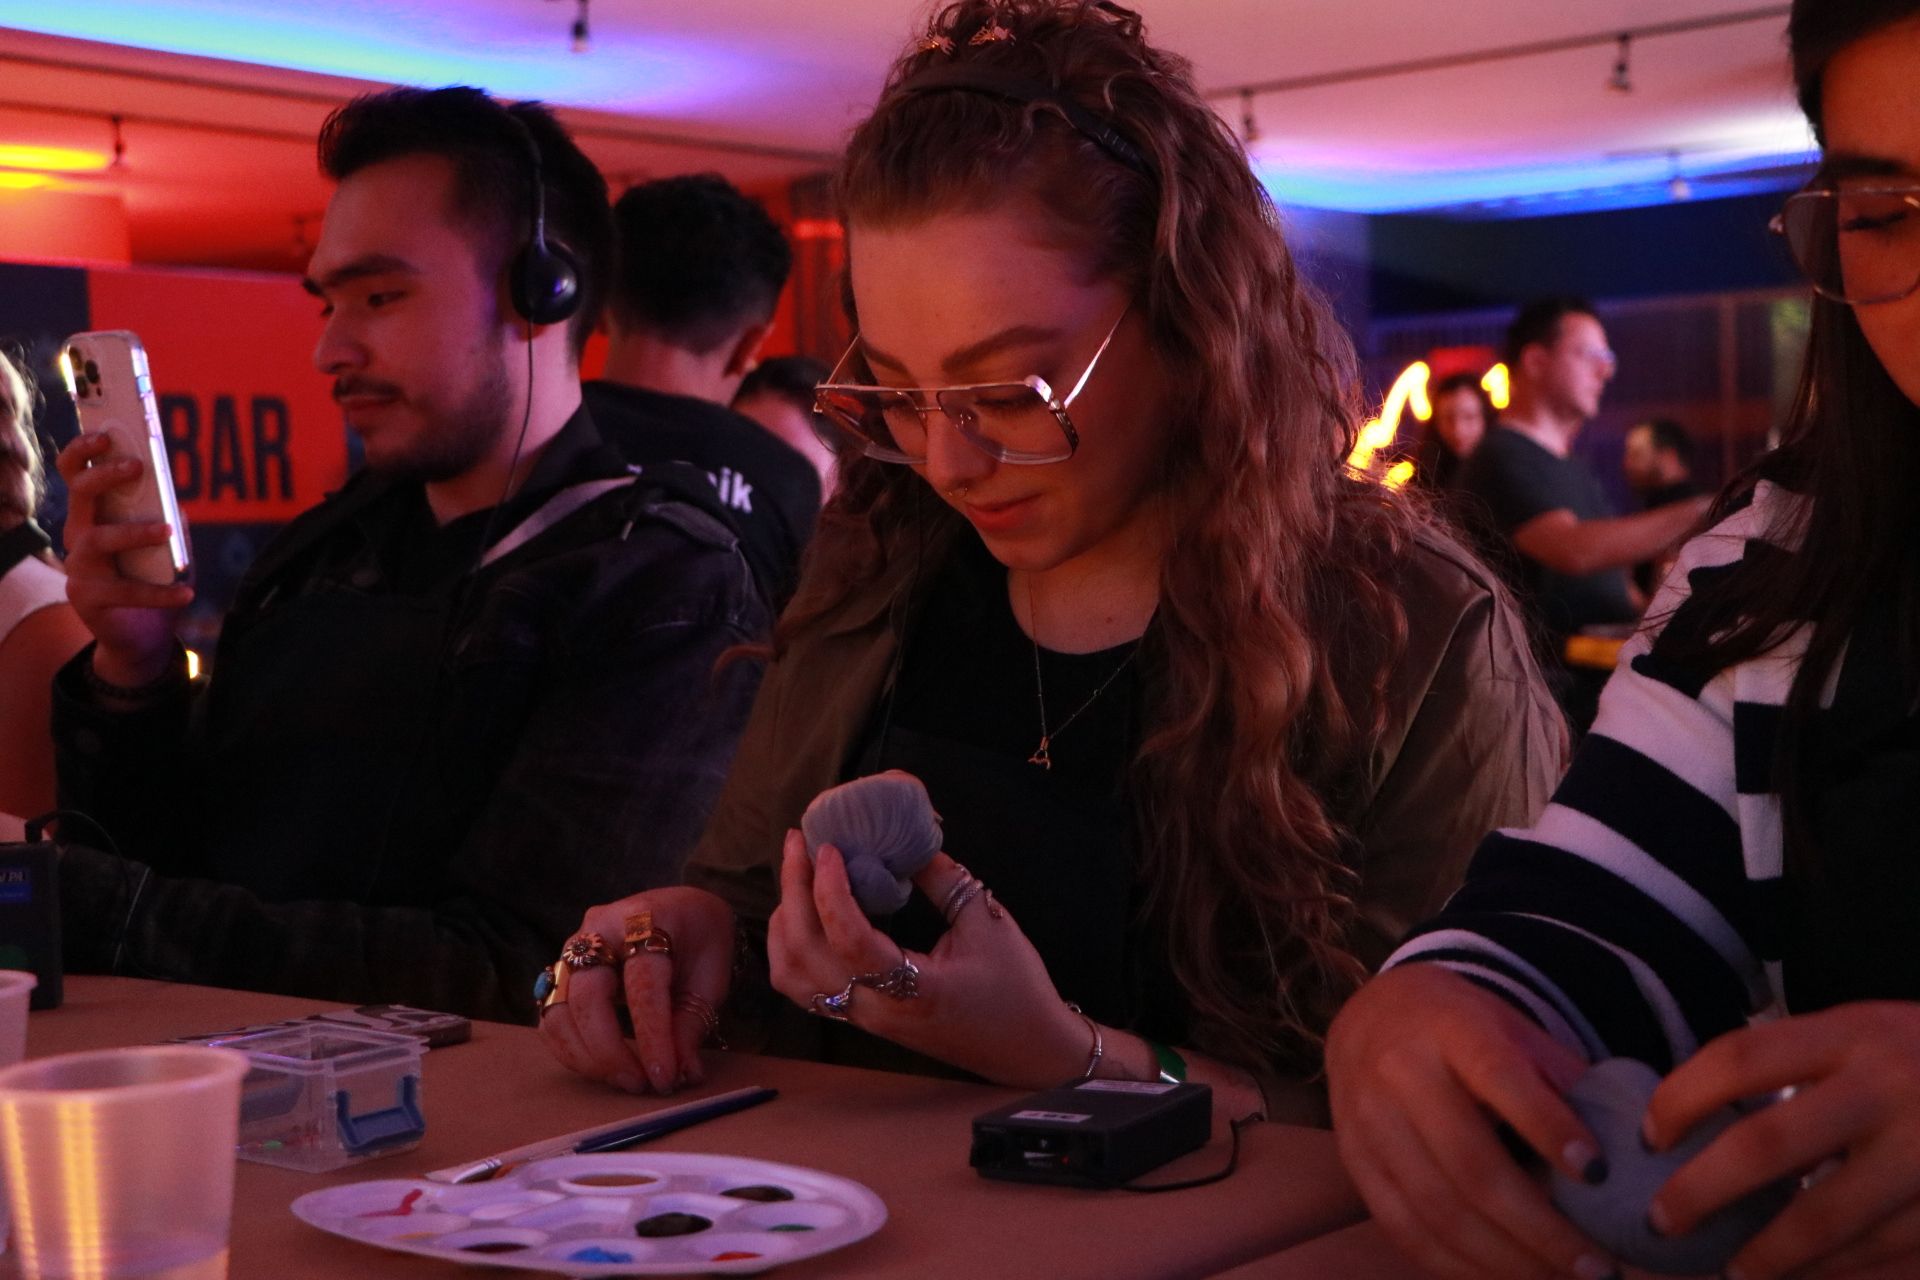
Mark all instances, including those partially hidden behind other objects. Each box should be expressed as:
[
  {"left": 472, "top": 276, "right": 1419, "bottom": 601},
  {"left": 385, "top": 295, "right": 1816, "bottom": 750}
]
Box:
[
  {"left": 1384, "top": 460, "right": 1416, "bottom": 490},
  {"left": 1349, "top": 360, "right": 1431, "bottom": 476},
  {"left": 1481, "top": 363, "right": 1511, "bottom": 411},
  {"left": 0, "top": 173, "right": 51, "bottom": 191},
  {"left": 0, "top": 144, "right": 111, "bottom": 173}
]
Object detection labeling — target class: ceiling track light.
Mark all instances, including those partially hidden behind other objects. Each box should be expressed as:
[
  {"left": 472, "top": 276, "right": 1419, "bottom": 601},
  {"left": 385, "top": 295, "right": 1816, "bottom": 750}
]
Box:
[
  {"left": 570, "top": 0, "right": 590, "bottom": 54},
  {"left": 1608, "top": 33, "right": 1633, "bottom": 93}
]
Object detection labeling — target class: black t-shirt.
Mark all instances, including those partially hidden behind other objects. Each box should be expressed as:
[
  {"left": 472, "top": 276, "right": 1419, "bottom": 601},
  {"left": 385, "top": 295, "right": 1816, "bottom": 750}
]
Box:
[
  {"left": 583, "top": 381, "right": 820, "bottom": 603},
  {"left": 1457, "top": 425, "right": 1637, "bottom": 638},
  {"left": 853, "top": 535, "right": 1189, "bottom": 1047}
]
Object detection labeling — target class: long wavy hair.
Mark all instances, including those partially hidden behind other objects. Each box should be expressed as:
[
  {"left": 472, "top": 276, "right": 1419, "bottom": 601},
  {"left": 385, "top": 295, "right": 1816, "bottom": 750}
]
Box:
[
  {"left": 780, "top": 0, "right": 1438, "bottom": 1072},
  {"left": 1654, "top": 0, "right": 1920, "bottom": 867}
]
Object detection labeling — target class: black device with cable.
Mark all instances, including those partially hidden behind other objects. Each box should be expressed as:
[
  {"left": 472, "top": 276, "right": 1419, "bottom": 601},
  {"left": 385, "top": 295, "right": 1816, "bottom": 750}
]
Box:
[{"left": 971, "top": 1079, "right": 1215, "bottom": 1189}]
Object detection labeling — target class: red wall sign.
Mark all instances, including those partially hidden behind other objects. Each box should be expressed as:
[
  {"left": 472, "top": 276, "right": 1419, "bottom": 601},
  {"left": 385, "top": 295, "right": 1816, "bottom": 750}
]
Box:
[{"left": 86, "top": 266, "right": 349, "bottom": 525}]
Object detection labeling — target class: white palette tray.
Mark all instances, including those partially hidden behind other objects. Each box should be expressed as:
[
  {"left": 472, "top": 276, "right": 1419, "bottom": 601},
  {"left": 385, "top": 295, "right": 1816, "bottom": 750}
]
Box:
[{"left": 291, "top": 1152, "right": 887, "bottom": 1275}]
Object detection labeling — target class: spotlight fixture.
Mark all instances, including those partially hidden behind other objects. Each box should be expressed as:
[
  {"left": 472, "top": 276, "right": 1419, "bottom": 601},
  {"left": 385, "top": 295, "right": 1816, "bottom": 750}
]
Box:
[
  {"left": 570, "top": 0, "right": 590, "bottom": 54},
  {"left": 1607, "top": 33, "right": 1633, "bottom": 93},
  {"left": 1240, "top": 89, "right": 1260, "bottom": 146}
]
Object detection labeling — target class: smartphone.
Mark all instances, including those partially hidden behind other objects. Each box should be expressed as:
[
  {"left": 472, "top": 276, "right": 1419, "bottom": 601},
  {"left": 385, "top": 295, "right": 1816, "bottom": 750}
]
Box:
[{"left": 59, "top": 330, "right": 191, "bottom": 586}]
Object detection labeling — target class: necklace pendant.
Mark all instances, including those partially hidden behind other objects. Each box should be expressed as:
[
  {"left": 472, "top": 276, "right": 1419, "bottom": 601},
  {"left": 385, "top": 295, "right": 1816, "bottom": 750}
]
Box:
[{"left": 1028, "top": 737, "right": 1053, "bottom": 770}]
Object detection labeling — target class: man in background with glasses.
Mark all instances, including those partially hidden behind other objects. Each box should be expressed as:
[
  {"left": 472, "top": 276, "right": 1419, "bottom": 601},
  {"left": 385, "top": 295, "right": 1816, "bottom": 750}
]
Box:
[{"left": 1457, "top": 297, "right": 1710, "bottom": 733}]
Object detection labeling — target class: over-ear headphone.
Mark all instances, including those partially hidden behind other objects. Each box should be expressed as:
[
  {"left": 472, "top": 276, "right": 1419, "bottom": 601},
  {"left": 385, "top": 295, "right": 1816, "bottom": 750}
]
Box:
[{"left": 501, "top": 108, "right": 582, "bottom": 327}]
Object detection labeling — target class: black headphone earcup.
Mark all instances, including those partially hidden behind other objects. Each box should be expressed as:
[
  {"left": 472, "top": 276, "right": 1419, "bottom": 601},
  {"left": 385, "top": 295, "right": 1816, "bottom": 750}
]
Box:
[{"left": 510, "top": 239, "right": 581, "bottom": 326}]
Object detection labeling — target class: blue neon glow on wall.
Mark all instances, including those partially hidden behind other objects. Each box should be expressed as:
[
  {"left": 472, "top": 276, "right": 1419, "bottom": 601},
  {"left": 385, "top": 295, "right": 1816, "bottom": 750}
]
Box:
[
  {"left": 1257, "top": 147, "right": 1818, "bottom": 218},
  {"left": 6, "top": 3, "right": 750, "bottom": 112}
]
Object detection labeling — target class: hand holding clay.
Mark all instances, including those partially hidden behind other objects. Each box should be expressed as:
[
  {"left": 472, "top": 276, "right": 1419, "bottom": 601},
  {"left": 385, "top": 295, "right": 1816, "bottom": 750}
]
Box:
[
  {"left": 800, "top": 771, "right": 944, "bottom": 916},
  {"left": 1548, "top": 1058, "right": 1794, "bottom": 1276}
]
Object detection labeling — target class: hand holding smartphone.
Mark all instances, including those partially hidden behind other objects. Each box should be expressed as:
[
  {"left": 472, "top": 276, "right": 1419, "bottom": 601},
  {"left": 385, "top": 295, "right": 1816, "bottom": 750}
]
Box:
[{"left": 60, "top": 330, "right": 191, "bottom": 586}]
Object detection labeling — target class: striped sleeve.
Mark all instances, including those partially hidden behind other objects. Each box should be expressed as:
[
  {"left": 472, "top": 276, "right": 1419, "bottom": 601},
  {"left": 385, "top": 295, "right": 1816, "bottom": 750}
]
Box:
[{"left": 1385, "top": 486, "right": 1798, "bottom": 1070}]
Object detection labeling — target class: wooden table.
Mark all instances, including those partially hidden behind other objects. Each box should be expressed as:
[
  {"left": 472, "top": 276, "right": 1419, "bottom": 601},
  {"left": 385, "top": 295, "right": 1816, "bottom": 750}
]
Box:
[
  {"left": 9, "top": 978, "right": 1366, "bottom": 1279},
  {"left": 1208, "top": 1222, "right": 1429, "bottom": 1278}
]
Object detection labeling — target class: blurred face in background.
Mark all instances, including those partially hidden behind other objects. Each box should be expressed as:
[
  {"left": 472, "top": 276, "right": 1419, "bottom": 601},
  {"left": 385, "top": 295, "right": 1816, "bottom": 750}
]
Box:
[
  {"left": 1431, "top": 386, "right": 1488, "bottom": 459},
  {"left": 1529, "top": 312, "right": 1616, "bottom": 423},
  {"left": 734, "top": 390, "right": 837, "bottom": 503}
]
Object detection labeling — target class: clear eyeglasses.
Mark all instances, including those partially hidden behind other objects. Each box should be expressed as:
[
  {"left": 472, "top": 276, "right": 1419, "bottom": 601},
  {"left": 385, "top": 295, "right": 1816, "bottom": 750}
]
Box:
[
  {"left": 810, "top": 307, "right": 1129, "bottom": 465},
  {"left": 1771, "top": 186, "right": 1920, "bottom": 305}
]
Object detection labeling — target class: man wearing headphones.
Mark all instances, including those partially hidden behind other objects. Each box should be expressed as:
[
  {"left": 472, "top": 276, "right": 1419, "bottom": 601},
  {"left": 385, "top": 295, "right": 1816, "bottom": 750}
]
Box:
[{"left": 49, "top": 87, "right": 767, "bottom": 1022}]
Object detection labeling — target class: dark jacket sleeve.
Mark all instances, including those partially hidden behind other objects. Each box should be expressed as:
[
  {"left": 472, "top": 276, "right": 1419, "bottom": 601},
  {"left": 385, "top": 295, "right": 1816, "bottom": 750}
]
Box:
[{"left": 55, "top": 517, "right": 767, "bottom": 1024}]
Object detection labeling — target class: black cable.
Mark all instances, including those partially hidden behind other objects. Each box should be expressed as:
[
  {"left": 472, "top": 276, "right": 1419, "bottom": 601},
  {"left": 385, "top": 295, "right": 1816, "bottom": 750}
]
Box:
[{"left": 1112, "top": 1115, "right": 1256, "bottom": 1194}]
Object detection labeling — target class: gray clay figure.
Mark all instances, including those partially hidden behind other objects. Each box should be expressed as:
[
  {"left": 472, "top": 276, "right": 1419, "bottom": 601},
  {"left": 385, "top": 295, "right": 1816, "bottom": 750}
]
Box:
[
  {"left": 1549, "top": 1057, "right": 1795, "bottom": 1276},
  {"left": 800, "top": 772, "right": 944, "bottom": 916}
]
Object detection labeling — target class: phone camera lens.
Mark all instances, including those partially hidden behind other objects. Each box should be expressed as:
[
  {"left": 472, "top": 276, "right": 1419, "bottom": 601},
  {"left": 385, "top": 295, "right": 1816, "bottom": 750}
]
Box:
[{"left": 84, "top": 360, "right": 100, "bottom": 383}]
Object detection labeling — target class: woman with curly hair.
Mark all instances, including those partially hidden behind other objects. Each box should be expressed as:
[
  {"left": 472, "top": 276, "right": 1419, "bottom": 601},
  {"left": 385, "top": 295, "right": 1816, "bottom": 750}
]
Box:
[{"left": 541, "top": 0, "right": 1562, "bottom": 1123}]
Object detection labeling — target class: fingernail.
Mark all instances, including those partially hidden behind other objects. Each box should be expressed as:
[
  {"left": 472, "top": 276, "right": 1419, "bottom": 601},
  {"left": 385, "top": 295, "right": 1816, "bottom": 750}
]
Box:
[
  {"left": 1565, "top": 1139, "right": 1607, "bottom": 1184},
  {"left": 1573, "top": 1255, "right": 1618, "bottom": 1280},
  {"left": 611, "top": 1072, "right": 644, "bottom": 1094},
  {"left": 1647, "top": 1199, "right": 1674, "bottom": 1236}
]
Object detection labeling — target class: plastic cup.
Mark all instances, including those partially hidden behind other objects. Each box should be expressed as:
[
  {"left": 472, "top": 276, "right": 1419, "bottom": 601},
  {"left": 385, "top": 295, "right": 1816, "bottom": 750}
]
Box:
[
  {"left": 0, "top": 971, "right": 32, "bottom": 1069},
  {"left": 0, "top": 1045, "right": 248, "bottom": 1279},
  {"left": 0, "top": 969, "right": 36, "bottom": 1256}
]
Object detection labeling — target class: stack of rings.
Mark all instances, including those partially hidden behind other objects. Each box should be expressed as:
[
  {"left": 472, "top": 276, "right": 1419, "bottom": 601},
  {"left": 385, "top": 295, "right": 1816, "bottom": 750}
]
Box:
[
  {"left": 939, "top": 865, "right": 1002, "bottom": 925},
  {"left": 674, "top": 992, "right": 725, "bottom": 1048}
]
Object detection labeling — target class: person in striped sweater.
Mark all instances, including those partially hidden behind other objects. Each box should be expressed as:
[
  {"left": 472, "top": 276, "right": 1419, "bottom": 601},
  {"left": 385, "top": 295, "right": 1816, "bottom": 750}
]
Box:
[{"left": 1327, "top": 4, "right": 1920, "bottom": 1278}]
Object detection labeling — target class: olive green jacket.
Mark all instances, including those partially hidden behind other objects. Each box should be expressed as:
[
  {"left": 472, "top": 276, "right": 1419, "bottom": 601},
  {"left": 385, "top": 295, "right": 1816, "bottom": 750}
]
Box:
[{"left": 687, "top": 522, "right": 1566, "bottom": 1122}]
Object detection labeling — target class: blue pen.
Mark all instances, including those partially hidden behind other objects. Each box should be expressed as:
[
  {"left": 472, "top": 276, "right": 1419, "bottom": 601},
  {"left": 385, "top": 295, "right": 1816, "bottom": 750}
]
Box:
[{"left": 429, "top": 1086, "right": 779, "bottom": 1183}]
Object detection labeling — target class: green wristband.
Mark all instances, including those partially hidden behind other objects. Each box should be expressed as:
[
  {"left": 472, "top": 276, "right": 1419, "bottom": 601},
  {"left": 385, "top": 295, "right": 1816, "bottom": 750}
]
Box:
[{"left": 1146, "top": 1039, "right": 1186, "bottom": 1084}]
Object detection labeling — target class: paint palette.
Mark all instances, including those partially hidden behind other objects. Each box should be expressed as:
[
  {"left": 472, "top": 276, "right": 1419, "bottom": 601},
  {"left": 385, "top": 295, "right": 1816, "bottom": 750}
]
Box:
[{"left": 290, "top": 1153, "right": 887, "bottom": 1275}]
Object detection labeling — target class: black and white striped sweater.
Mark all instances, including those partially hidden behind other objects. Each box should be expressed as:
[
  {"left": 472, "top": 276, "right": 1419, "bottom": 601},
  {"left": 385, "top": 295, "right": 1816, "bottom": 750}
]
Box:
[{"left": 1387, "top": 481, "right": 1817, "bottom": 1071}]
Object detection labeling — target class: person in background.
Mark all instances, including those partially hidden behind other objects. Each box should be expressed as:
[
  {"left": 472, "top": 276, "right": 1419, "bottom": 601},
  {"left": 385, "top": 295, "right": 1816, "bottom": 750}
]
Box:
[
  {"left": 49, "top": 87, "right": 764, "bottom": 1021},
  {"left": 1623, "top": 415, "right": 1702, "bottom": 596},
  {"left": 0, "top": 348, "right": 90, "bottom": 819},
  {"left": 732, "top": 354, "right": 836, "bottom": 503},
  {"left": 1329, "top": 4, "right": 1920, "bottom": 1276},
  {"left": 1414, "top": 370, "right": 1493, "bottom": 492},
  {"left": 586, "top": 174, "right": 819, "bottom": 604},
  {"left": 1458, "top": 298, "right": 1710, "bottom": 730},
  {"left": 539, "top": 0, "right": 1562, "bottom": 1124}
]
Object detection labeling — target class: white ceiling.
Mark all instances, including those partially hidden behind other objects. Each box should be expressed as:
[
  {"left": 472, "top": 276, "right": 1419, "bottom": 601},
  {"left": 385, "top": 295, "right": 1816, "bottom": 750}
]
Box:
[{"left": 0, "top": 1, "right": 1815, "bottom": 270}]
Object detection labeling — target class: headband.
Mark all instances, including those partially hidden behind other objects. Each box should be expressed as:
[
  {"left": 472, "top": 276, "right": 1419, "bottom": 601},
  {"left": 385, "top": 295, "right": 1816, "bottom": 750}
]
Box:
[{"left": 894, "top": 63, "right": 1153, "bottom": 178}]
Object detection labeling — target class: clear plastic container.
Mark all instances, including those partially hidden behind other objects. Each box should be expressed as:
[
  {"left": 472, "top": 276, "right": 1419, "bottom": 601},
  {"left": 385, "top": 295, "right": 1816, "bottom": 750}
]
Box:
[{"left": 217, "top": 1024, "right": 426, "bottom": 1173}]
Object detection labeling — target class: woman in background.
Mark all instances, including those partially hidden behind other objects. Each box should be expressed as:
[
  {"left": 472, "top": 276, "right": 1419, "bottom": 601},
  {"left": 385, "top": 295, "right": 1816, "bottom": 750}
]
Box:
[
  {"left": 1415, "top": 370, "right": 1494, "bottom": 492},
  {"left": 0, "top": 349, "right": 91, "bottom": 818}
]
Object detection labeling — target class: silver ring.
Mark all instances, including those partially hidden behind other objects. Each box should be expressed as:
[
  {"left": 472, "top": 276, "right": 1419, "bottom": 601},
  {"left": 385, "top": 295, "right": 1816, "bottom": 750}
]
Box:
[
  {"left": 809, "top": 981, "right": 856, "bottom": 1022},
  {"left": 943, "top": 878, "right": 986, "bottom": 924},
  {"left": 853, "top": 950, "right": 921, "bottom": 1000}
]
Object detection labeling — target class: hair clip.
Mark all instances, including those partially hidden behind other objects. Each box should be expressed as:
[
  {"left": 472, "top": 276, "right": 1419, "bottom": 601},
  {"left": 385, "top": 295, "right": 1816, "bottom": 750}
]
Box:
[
  {"left": 968, "top": 22, "right": 1014, "bottom": 46},
  {"left": 917, "top": 34, "right": 956, "bottom": 55}
]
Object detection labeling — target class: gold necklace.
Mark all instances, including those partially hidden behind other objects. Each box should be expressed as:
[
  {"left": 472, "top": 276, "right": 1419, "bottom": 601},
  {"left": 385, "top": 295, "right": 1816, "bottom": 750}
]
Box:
[{"left": 1024, "top": 575, "right": 1140, "bottom": 771}]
